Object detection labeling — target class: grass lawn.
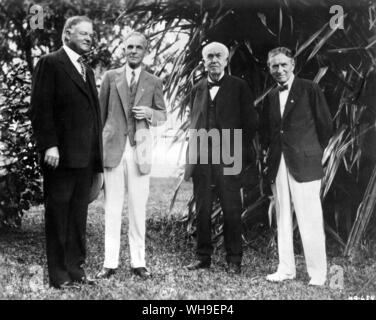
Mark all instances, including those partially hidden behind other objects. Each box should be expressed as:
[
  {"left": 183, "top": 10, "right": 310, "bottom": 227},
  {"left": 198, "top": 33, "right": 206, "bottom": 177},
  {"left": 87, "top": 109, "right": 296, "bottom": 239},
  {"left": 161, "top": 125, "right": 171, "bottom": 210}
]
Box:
[{"left": 0, "top": 177, "right": 375, "bottom": 300}]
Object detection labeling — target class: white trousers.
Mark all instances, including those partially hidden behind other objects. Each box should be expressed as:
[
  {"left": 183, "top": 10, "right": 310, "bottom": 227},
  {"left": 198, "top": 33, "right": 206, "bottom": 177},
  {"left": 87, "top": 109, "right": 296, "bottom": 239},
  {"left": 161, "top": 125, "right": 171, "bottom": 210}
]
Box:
[
  {"left": 272, "top": 154, "right": 327, "bottom": 282},
  {"left": 103, "top": 138, "right": 150, "bottom": 269}
]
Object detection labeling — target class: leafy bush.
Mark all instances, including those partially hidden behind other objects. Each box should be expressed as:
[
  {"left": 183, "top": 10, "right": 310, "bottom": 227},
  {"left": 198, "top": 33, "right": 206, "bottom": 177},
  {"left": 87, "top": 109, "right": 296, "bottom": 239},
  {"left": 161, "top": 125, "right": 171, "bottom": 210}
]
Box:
[{"left": 0, "top": 62, "right": 43, "bottom": 228}]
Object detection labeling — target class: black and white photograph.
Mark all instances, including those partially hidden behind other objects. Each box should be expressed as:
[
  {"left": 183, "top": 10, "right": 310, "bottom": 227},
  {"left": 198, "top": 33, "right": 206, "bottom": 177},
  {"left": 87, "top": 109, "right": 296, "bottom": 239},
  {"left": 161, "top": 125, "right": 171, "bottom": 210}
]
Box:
[{"left": 0, "top": 0, "right": 375, "bottom": 304}]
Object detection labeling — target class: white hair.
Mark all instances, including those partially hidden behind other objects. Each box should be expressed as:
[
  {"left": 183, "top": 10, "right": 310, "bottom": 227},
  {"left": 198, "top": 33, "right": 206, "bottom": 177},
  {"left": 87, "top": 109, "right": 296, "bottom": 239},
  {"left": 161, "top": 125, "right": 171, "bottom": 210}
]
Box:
[{"left": 202, "top": 42, "right": 229, "bottom": 59}]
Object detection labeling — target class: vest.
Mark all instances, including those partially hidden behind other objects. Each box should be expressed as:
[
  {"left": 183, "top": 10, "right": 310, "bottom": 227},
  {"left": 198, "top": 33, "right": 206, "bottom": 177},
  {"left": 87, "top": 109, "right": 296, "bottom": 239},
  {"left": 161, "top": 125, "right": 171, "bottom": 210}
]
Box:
[
  {"left": 207, "top": 92, "right": 219, "bottom": 130},
  {"left": 206, "top": 90, "right": 221, "bottom": 167},
  {"left": 126, "top": 76, "right": 138, "bottom": 146}
]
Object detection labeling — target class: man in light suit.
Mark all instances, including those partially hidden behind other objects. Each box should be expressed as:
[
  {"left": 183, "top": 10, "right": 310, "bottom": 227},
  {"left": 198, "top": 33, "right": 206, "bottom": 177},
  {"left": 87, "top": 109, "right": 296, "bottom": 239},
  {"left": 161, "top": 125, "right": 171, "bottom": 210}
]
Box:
[
  {"left": 261, "top": 47, "right": 333, "bottom": 286},
  {"left": 30, "top": 16, "right": 103, "bottom": 289},
  {"left": 96, "top": 32, "right": 166, "bottom": 280},
  {"left": 184, "top": 42, "right": 258, "bottom": 274}
]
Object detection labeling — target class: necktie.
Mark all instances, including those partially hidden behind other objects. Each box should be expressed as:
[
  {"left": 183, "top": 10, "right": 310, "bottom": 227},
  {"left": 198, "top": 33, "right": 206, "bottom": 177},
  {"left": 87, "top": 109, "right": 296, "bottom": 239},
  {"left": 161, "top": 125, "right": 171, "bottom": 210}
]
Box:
[
  {"left": 130, "top": 70, "right": 136, "bottom": 93},
  {"left": 278, "top": 84, "right": 288, "bottom": 92},
  {"left": 77, "top": 57, "right": 86, "bottom": 82},
  {"left": 208, "top": 77, "right": 223, "bottom": 90}
]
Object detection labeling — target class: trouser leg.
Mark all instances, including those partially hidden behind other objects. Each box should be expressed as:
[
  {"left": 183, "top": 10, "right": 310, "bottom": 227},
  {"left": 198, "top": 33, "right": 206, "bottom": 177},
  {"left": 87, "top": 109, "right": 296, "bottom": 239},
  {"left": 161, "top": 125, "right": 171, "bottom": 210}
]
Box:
[
  {"left": 288, "top": 175, "right": 327, "bottom": 282},
  {"left": 215, "top": 166, "right": 243, "bottom": 264},
  {"left": 43, "top": 166, "right": 74, "bottom": 286},
  {"left": 65, "top": 165, "right": 92, "bottom": 280},
  {"left": 272, "top": 154, "right": 296, "bottom": 276},
  {"left": 193, "top": 166, "right": 214, "bottom": 261},
  {"left": 125, "top": 138, "right": 150, "bottom": 268},
  {"left": 103, "top": 151, "right": 126, "bottom": 269}
]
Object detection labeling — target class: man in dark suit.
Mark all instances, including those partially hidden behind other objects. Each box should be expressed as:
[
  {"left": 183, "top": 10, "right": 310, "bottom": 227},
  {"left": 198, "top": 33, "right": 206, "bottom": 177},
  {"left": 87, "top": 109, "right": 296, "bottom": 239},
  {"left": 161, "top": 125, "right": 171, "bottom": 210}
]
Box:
[
  {"left": 95, "top": 32, "right": 166, "bottom": 280},
  {"left": 30, "top": 16, "right": 103, "bottom": 289},
  {"left": 261, "top": 47, "right": 333, "bottom": 286},
  {"left": 184, "top": 42, "right": 258, "bottom": 274}
]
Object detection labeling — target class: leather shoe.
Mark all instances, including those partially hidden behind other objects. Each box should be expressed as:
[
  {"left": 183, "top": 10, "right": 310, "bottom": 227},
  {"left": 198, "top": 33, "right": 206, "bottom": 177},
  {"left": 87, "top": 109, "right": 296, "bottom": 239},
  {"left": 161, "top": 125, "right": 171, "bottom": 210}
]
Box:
[
  {"left": 132, "top": 267, "right": 151, "bottom": 280},
  {"left": 186, "top": 259, "right": 211, "bottom": 270},
  {"left": 226, "top": 262, "right": 241, "bottom": 275},
  {"left": 266, "top": 272, "right": 295, "bottom": 282},
  {"left": 308, "top": 278, "right": 326, "bottom": 286},
  {"left": 73, "top": 276, "right": 96, "bottom": 285},
  {"left": 51, "top": 281, "right": 79, "bottom": 290},
  {"left": 95, "top": 267, "right": 117, "bottom": 279}
]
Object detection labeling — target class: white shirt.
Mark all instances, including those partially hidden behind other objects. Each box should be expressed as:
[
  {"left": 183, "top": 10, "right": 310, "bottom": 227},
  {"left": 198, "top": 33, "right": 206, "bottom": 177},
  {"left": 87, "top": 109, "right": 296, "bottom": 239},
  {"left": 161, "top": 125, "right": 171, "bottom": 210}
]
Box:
[
  {"left": 208, "top": 72, "right": 225, "bottom": 100},
  {"left": 125, "top": 63, "right": 153, "bottom": 123},
  {"left": 278, "top": 74, "right": 295, "bottom": 116},
  {"left": 63, "top": 45, "right": 83, "bottom": 75},
  {"left": 126, "top": 64, "right": 142, "bottom": 87}
]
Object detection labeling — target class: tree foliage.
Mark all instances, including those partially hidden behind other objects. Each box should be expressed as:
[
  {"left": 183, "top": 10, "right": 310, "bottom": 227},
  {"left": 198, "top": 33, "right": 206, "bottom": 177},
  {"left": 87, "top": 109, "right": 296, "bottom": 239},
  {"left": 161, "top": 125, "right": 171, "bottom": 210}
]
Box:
[
  {"left": 0, "top": 0, "right": 138, "bottom": 227},
  {"left": 0, "top": 62, "right": 41, "bottom": 227},
  {"left": 121, "top": 0, "right": 376, "bottom": 253}
]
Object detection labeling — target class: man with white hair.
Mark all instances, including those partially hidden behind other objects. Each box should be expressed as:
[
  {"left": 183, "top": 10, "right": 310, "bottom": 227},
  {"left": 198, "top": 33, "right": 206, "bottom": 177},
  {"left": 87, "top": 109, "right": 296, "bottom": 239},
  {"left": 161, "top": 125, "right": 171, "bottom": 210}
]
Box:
[
  {"left": 261, "top": 47, "right": 333, "bottom": 286},
  {"left": 184, "top": 41, "right": 258, "bottom": 274},
  {"left": 95, "top": 31, "right": 166, "bottom": 280}
]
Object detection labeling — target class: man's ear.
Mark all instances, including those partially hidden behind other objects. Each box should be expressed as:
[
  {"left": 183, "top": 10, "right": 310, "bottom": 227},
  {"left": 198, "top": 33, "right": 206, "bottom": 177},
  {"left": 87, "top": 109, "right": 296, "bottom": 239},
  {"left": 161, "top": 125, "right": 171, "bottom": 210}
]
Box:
[{"left": 65, "top": 29, "right": 71, "bottom": 41}]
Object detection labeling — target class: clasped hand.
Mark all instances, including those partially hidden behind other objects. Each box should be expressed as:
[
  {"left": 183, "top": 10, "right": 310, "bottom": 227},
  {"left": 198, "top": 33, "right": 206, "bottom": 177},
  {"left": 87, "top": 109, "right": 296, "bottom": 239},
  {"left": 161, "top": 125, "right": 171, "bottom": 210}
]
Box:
[{"left": 132, "top": 106, "right": 153, "bottom": 120}]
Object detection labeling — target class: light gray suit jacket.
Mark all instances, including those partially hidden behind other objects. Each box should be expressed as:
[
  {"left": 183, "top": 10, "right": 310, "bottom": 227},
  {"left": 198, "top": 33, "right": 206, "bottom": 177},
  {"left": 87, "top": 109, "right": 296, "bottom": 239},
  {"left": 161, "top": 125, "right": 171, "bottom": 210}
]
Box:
[{"left": 99, "top": 66, "right": 166, "bottom": 174}]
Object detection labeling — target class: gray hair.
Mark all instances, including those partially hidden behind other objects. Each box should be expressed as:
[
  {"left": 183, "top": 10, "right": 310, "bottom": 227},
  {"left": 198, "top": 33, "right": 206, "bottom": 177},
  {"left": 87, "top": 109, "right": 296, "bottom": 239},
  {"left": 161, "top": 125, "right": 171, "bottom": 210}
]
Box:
[
  {"left": 61, "top": 16, "right": 93, "bottom": 44},
  {"left": 202, "top": 42, "right": 229, "bottom": 59},
  {"left": 124, "top": 31, "right": 148, "bottom": 50},
  {"left": 267, "top": 47, "right": 295, "bottom": 65}
]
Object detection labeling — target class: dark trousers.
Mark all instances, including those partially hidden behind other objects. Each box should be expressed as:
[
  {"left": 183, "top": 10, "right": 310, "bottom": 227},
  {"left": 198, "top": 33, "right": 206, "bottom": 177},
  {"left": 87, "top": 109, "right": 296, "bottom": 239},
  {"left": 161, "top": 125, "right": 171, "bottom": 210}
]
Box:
[
  {"left": 42, "top": 163, "right": 93, "bottom": 286},
  {"left": 192, "top": 164, "right": 243, "bottom": 264}
]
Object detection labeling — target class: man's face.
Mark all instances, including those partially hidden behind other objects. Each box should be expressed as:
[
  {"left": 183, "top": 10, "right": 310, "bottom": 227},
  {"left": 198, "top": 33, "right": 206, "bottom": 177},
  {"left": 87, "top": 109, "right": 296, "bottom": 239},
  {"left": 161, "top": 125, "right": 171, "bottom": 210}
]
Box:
[
  {"left": 268, "top": 53, "right": 295, "bottom": 84},
  {"left": 203, "top": 46, "right": 228, "bottom": 78},
  {"left": 66, "top": 21, "right": 93, "bottom": 55},
  {"left": 125, "top": 35, "right": 147, "bottom": 69}
]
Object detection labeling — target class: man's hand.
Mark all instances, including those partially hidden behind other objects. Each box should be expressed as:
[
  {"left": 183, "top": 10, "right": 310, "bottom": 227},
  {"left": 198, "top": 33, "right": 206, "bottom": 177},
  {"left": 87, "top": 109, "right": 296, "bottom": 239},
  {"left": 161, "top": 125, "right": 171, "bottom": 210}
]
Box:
[
  {"left": 44, "top": 146, "right": 59, "bottom": 169},
  {"left": 132, "top": 106, "right": 153, "bottom": 120}
]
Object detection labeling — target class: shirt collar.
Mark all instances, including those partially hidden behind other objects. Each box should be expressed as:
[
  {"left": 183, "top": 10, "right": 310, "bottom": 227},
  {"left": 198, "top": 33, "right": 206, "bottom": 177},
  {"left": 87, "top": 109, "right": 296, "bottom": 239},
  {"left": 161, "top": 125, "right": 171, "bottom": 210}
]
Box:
[
  {"left": 208, "top": 72, "right": 225, "bottom": 83},
  {"left": 278, "top": 74, "right": 295, "bottom": 91},
  {"left": 126, "top": 63, "right": 142, "bottom": 78},
  {"left": 63, "top": 45, "right": 81, "bottom": 64}
]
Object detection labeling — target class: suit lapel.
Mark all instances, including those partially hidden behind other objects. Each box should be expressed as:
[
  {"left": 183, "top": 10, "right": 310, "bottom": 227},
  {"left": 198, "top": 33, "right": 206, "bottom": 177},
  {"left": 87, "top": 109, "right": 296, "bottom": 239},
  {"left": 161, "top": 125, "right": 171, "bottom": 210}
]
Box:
[
  {"left": 270, "top": 88, "right": 281, "bottom": 121},
  {"left": 134, "top": 69, "right": 148, "bottom": 106},
  {"left": 214, "top": 74, "right": 230, "bottom": 116},
  {"left": 87, "top": 69, "right": 101, "bottom": 128},
  {"left": 282, "top": 77, "right": 299, "bottom": 120},
  {"left": 198, "top": 79, "right": 208, "bottom": 118},
  {"left": 191, "top": 79, "right": 208, "bottom": 129},
  {"left": 57, "top": 48, "right": 89, "bottom": 98},
  {"left": 115, "top": 66, "right": 131, "bottom": 117}
]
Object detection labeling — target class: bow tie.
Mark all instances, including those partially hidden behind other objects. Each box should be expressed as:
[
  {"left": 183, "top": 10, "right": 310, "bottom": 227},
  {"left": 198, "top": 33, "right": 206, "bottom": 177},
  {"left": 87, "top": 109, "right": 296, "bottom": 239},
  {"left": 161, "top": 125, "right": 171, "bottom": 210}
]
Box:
[
  {"left": 278, "top": 84, "right": 289, "bottom": 92},
  {"left": 208, "top": 78, "right": 223, "bottom": 90}
]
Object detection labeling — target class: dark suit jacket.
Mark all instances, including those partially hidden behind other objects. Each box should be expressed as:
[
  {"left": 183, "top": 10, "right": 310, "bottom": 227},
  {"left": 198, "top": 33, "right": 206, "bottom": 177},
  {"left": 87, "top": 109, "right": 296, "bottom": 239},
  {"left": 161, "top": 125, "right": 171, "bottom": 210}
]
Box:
[
  {"left": 184, "top": 74, "right": 258, "bottom": 181},
  {"left": 30, "top": 47, "right": 103, "bottom": 171},
  {"left": 261, "top": 77, "right": 333, "bottom": 183}
]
